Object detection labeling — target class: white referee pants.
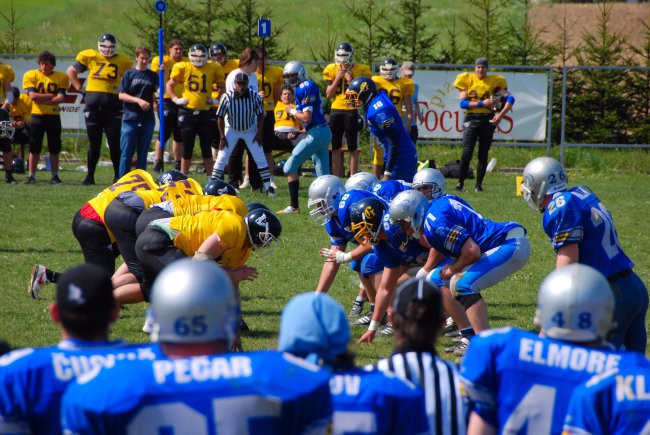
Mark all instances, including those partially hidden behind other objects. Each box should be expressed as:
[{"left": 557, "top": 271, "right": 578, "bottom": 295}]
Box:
[{"left": 212, "top": 124, "right": 270, "bottom": 181}]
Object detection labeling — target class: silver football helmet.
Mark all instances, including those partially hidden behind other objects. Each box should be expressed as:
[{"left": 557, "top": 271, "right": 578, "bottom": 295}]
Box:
[
  {"left": 344, "top": 172, "right": 379, "bottom": 192},
  {"left": 150, "top": 258, "right": 238, "bottom": 345},
  {"left": 0, "top": 108, "right": 15, "bottom": 140},
  {"left": 521, "top": 157, "right": 568, "bottom": 212},
  {"left": 379, "top": 58, "right": 399, "bottom": 80},
  {"left": 188, "top": 44, "right": 208, "bottom": 67},
  {"left": 412, "top": 168, "right": 446, "bottom": 201},
  {"left": 334, "top": 42, "right": 353, "bottom": 65},
  {"left": 534, "top": 264, "right": 615, "bottom": 343},
  {"left": 389, "top": 190, "right": 430, "bottom": 239},
  {"left": 97, "top": 33, "right": 117, "bottom": 57},
  {"left": 283, "top": 61, "right": 307, "bottom": 88},
  {"left": 307, "top": 175, "right": 346, "bottom": 225}
]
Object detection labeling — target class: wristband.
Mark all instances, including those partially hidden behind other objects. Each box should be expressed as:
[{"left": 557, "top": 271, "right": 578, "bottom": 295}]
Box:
[
  {"left": 477, "top": 101, "right": 484, "bottom": 108},
  {"left": 383, "top": 171, "right": 392, "bottom": 176},
  {"left": 369, "top": 320, "right": 381, "bottom": 332},
  {"left": 290, "top": 108, "right": 298, "bottom": 116}
]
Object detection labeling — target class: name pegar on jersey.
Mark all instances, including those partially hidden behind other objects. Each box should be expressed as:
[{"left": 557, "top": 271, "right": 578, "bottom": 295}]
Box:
[
  {"left": 75, "top": 49, "right": 133, "bottom": 94},
  {"left": 461, "top": 327, "right": 622, "bottom": 435},
  {"left": 542, "top": 185, "right": 634, "bottom": 279},
  {"left": 23, "top": 69, "right": 69, "bottom": 115},
  {"left": 61, "top": 350, "right": 332, "bottom": 435}
]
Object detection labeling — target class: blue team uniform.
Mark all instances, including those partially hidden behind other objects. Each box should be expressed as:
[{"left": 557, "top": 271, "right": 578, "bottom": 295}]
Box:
[
  {"left": 61, "top": 350, "right": 332, "bottom": 435},
  {"left": 372, "top": 213, "right": 429, "bottom": 268},
  {"left": 423, "top": 195, "right": 530, "bottom": 296},
  {"left": 372, "top": 179, "right": 412, "bottom": 202},
  {"left": 329, "top": 367, "right": 429, "bottom": 435},
  {"left": 543, "top": 185, "right": 648, "bottom": 352},
  {"left": 460, "top": 327, "right": 623, "bottom": 435},
  {"left": 284, "top": 78, "right": 332, "bottom": 177},
  {"left": 0, "top": 339, "right": 157, "bottom": 435},
  {"left": 563, "top": 352, "right": 650, "bottom": 435},
  {"left": 336, "top": 189, "right": 381, "bottom": 231},
  {"left": 366, "top": 92, "right": 417, "bottom": 182}
]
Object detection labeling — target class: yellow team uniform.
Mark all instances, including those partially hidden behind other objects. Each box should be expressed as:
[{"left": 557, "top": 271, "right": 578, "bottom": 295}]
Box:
[
  {"left": 169, "top": 194, "right": 248, "bottom": 218},
  {"left": 273, "top": 100, "right": 302, "bottom": 132},
  {"left": 0, "top": 64, "right": 15, "bottom": 104},
  {"left": 152, "top": 55, "right": 188, "bottom": 99},
  {"left": 169, "top": 210, "right": 250, "bottom": 268},
  {"left": 323, "top": 63, "right": 372, "bottom": 111},
  {"left": 22, "top": 70, "right": 70, "bottom": 115},
  {"left": 159, "top": 177, "right": 204, "bottom": 200},
  {"left": 453, "top": 72, "right": 507, "bottom": 115},
  {"left": 75, "top": 49, "right": 133, "bottom": 94},
  {"left": 208, "top": 59, "right": 236, "bottom": 109},
  {"left": 257, "top": 66, "right": 284, "bottom": 112},
  {"left": 171, "top": 61, "right": 224, "bottom": 111},
  {"left": 10, "top": 94, "right": 32, "bottom": 123},
  {"left": 86, "top": 169, "right": 158, "bottom": 240}
]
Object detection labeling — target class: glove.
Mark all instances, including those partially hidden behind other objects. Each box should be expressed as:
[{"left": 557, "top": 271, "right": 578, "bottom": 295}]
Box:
[
  {"left": 320, "top": 248, "right": 352, "bottom": 264},
  {"left": 415, "top": 267, "right": 429, "bottom": 279},
  {"left": 172, "top": 97, "right": 189, "bottom": 106}
]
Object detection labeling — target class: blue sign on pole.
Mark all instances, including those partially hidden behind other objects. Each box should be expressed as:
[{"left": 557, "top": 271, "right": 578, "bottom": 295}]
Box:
[{"left": 258, "top": 18, "right": 271, "bottom": 37}]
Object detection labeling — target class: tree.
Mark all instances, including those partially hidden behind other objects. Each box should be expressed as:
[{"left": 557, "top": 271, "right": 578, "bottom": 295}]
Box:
[
  {"left": 459, "top": 0, "right": 510, "bottom": 64},
  {"left": 504, "top": 0, "right": 558, "bottom": 66},
  {"left": 381, "top": 0, "right": 439, "bottom": 63},
  {"left": 0, "top": 0, "right": 33, "bottom": 54},
  {"left": 343, "top": 0, "right": 390, "bottom": 66}
]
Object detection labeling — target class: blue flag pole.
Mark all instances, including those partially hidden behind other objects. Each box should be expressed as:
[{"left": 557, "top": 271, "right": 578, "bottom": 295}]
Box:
[{"left": 155, "top": 1, "right": 167, "bottom": 168}]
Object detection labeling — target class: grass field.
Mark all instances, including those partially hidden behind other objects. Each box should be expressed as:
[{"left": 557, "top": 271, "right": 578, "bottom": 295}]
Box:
[{"left": 1, "top": 143, "right": 648, "bottom": 364}]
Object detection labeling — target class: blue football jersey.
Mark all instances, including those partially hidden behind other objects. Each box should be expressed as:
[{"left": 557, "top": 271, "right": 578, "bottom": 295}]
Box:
[
  {"left": 563, "top": 352, "right": 650, "bottom": 435},
  {"left": 373, "top": 213, "right": 428, "bottom": 268},
  {"left": 460, "top": 327, "right": 623, "bottom": 435},
  {"left": 325, "top": 212, "right": 356, "bottom": 247},
  {"left": 295, "top": 78, "right": 327, "bottom": 130},
  {"left": 542, "top": 185, "right": 634, "bottom": 279},
  {"left": 372, "top": 180, "right": 412, "bottom": 202},
  {"left": 61, "top": 350, "right": 332, "bottom": 435},
  {"left": 423, "top": 195, "right": 523, "bottom": 257},
  {"left": 366, "top": 92, "right": 417, "bottom": 179},
  {"left": 0, "top": 339, "right": 157, "bottom": 435},
  {"left": 336, "top": 189, "right": 377, "bottom": 231},
  {"left": 330, "top": 367, "right": 429, "bottom": 435}
]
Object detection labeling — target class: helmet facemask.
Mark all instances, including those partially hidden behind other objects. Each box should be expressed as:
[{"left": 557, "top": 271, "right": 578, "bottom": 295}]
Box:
[{"left": 0, "top": 120, "right": 15, "bottom": 140}]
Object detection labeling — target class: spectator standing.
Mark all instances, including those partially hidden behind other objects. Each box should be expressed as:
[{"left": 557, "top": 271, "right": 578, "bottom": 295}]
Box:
[
  {"left": 117, "top": 46, "right": 158, "bottom": 177},
  {"left": 23, "top": 50, "right": 69, "bottom": 184},
  {"left": 401, "top": 61, "right": 421, "bottom": 144},
  {"left": 67, "top": 33, "right": 133, "bottom": 185}
]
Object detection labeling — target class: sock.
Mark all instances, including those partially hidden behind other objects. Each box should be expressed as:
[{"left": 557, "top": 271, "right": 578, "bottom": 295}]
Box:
[
  {"left": 45, "top": 269, "right": 60, "bottom": 283},
  {"left": 52, "top": 171, "right": 58, "bottom": 177},
  {"left": 355, "top": 295, "right": 368, "bottom": 303},
  {"left": 29, "top": 172, "right": 35, "bottom": 178},
  {"left": 288, "top": 180, "right": 300, "bottom": 209}
]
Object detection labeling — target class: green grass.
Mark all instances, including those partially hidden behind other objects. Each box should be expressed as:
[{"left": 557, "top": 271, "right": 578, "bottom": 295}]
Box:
[{"left": 1, "top": 145, "right": 649, "bottom": 364}]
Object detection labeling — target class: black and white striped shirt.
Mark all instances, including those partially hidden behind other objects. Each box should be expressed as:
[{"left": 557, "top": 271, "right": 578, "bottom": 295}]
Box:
[
  {"left": 216, "top": 88, "right": 264, "bottom": 131},
  {"left": 375, "top": 348, "right": 469, "bottom": 435}
]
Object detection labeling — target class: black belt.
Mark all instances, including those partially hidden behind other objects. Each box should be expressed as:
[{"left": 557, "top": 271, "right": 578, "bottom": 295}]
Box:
[{"left": 607, "top": 269, "right": 632, "bottom": 283}]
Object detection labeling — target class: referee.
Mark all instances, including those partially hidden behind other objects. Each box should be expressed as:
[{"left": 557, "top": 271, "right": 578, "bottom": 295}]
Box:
[
  {"left": 374, "top": 277, "right": 469, "bottom": 435},
  {"left": 212, "top": 72, "right": 275, "bottom": 196}
]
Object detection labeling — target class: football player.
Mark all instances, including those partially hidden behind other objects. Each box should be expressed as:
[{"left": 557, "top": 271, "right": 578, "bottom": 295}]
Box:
[
  {"left": 323, "top": 42, "right": 372, "bottom": 177},
  {"left": 279, "top": 292, "right": 429, "bottom": 435},
  {"left": 60, "top": 259, "right": 333, "bottom": 434},
  {"left": 461, "top": 264, "right": 624, "bottom": 435},
  {"left": 0, "top": 108, "right": 17, "bottom": 184},
  {"left": 151, "top": 39, "right": 186, "bottom": 172},
  {"left": 521, "top": 156, "right": 648, "bottom": 352},
  {"left": 22, "top": 50, "right": 69, "bottom": 184},
  {"left": 0, "top": 60, "right": 14, "bottom": 111},
  {"left": 454, "top": 57, "right": 514, "bottom": 192},
  {"left": 277, "top": 61, "right": 332, "bottom": 214},
  {"left": 346, "top": 76, "right": 418, "bottom": 182},
  {"left": 166, "top": 43, "right": 224, "bottom": 176},
  {"left": 370, "top": 58, "right": 414, "bottom": 178},
  {"left": 67, "top": 34, "right": 133, "bottom": 185},
  {"left": 0, "top": 264, "right": 156, "bottom": 434},
  {"left": 8, "top": 86, "right": 32, "bottom": 160}
]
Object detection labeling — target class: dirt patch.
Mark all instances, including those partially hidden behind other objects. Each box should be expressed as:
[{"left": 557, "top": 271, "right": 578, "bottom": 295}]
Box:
[{"left": 530, "top": 3, "right": 649, "bottom": 65}]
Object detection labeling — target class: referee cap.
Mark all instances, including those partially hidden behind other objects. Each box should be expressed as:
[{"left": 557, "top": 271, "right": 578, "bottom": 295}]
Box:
[
  {"left": 475, "top": 57, "right": 489, "bottom": 68},
  {"left": 234, "top": 72, "right": 249, "bottom": 83},
  {"left": 278, "top": 292, "right": 350, "bottom": 365},
  {"left": 56, "top": 264, "right": 115, "bottom": 315},
  {"left": 392, "top": 277, "right": 442, "bottom": 319}
]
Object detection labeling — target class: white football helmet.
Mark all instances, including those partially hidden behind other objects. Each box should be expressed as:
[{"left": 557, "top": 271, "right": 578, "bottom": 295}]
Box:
[
  {"left": 412, "top": 168, "right": 446, "bottom": 201},
  {"left": 534, "top": 264, "right": 615, "bottom": 343},
  {"left": 283, "top": 61, "right": 307, "bottom": 88},
  {"left": 334, "top": 42, "right": 353, "bottom": 65},
  {"left": 0, "top": 108, "right": 15, "bottom": 140},
  {"left": 344, "top": 172, "right": 379, "bottom": 192},
  {"left": 307, "top": 175, "right": 346, "bottom": 225},
  {"left": 150, "top": 258, "right": 238, "bottom": 345},
  {"left": 97, "top": 33, "right": 117, "bottom": 57},
  {"left": 188, "top": 44, "right": 208, "bottom": 67},
  {"left": 389, "top": 190, "right": 430, "bottom": 239},
  {"left": 379, "top": 58, "right": 399, "bottom": 80},
  {"left": 521, "top": 157, "right": 568, "bottom": 212}
]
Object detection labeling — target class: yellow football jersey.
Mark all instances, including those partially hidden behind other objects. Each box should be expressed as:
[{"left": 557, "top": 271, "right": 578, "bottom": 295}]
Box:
[
  {"left": 87, "top": 169, "right": 158, "bottom": 240},
  {"left": 273, "top": 100, "right": 302, "bottom": 131},
  {"left": 10, "top": 94, "right": 32, "bottom": 123},
  {"left": 257, "top": 65, "right": 284, "bottom": 111},
  {"left": 159, "top": 177, "right": 204, "bottom": 200},
  {"left": 323, "top": 63, "right": 372, "bottom": 110},
  {"left": 22, "top": 70, "right": 70, "bottom": 116},
  {"left": 453, "top": 72, "right": 507, "bottom": 114},
  {"left": 152, "top": 55, "right": 188, "bottom": 99},
  {"left": 0, "top": 64, "right": 15, "bottom": 103},
  {"left": 372, "top": 76, "right": 407, "bottom": 116},
  {"left": 170, "top": 61, "right": 224, "bottom": 110},
  {"left": 76, "top": 49, "right": 133, "bottom": 94},
  {"left": 207, "top": 60, "right": 227, "bottom": 108},
  {"left": 169, "top": 210, "right": 251, "bottom": 268},
  {"left": 170, "top": 194, "right": 248, "bottom": 218}
]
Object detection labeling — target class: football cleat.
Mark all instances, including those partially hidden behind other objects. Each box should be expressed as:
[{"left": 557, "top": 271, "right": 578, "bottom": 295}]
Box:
[
  {"left": 377, "top": 322, "right": 394, "bottom": 336},
  {"left": 277, "top": 205, "right": 300, "bottom": 214},
  {"left": 348, "top": 299, "right": 365, "bottom": 319},
  {"left": 51, "top": 176, "right": 63, "bottom": 185},
  {"left": 444, "top": 337, "right": 470, "bottom": 356},
  {"left": 23, "top": 176, "right": 36, "bottom": 185},
  {"left": 443, "top": 316, "right": 457, "bottom": 334},
  {"left": 239, "top": 177, "right": 251, "bottom": 189},
  {"left": 29, "top": 265, "right": 50, "bottom": 299}
]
